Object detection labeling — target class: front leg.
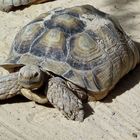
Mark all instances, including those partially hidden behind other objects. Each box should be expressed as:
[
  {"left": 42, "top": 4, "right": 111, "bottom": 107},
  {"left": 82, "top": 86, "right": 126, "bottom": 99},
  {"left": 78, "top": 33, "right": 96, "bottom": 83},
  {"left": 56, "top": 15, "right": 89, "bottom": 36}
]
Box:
[
  {"left": 0, "top": 72, "right": 21, "bottom": 100},
  {"left": 0, "top": 0, "right": 21, "bottom": 12},
  {"left": 46, "top": 77, "right": 85, "bottom": 122}
]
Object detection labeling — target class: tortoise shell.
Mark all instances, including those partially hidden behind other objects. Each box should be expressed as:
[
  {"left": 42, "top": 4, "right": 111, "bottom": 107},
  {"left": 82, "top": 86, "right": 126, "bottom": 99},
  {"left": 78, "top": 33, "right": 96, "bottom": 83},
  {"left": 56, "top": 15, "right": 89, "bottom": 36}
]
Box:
[{"left": 2, "top": 5, "right": 140, "bottom": 93}]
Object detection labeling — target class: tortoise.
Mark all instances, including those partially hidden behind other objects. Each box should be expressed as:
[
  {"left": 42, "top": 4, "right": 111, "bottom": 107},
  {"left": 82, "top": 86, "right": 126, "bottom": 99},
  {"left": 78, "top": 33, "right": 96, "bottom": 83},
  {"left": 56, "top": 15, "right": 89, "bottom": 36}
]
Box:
[
  {"left": 0, "top": 0, "right": 49, "bottom": 12},
  {"left": 0, "top": 5, "right": 139, "bottom": 121}
]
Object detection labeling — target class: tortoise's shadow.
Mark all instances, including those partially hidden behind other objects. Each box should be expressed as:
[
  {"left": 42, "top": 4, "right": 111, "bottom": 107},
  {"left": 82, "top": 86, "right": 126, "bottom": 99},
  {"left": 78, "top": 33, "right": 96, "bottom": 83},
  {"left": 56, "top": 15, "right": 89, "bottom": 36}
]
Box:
[
  {"left": 0, "top": 95, "right": 29, "bottom": 105},
  {"left": 0, "top": 94, "right": 54, "bottom": 108}
]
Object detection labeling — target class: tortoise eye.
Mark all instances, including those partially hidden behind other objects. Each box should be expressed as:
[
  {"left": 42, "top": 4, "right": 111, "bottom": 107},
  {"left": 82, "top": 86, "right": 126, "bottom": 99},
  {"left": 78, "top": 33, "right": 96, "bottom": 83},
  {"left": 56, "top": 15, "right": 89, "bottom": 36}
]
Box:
[{"left": 34, "top": 72, "right": 39, "bottom": 77}]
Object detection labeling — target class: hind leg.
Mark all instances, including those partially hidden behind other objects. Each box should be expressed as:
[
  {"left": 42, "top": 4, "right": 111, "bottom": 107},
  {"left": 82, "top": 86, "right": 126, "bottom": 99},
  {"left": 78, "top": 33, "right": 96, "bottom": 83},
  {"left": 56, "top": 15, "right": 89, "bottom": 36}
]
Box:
[
  {"left": 0, "top": 0, "right": 28, "bottom": 12},
  {"left": 46, "top": 77, "right": 86, "bottom": 121},
  {"left": 0, "top": 4, "right": 12, "bottom": 12},
  {"left": 0, "top": 0, "right": 49, "bottom": 12}
]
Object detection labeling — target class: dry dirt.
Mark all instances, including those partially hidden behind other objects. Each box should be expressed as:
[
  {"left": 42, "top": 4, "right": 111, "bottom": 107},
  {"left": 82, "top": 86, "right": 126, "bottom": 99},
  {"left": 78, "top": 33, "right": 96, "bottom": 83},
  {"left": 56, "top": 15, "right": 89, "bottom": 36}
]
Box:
[{"left": 0, "top": 0, "right": 140, "bottom": 140}]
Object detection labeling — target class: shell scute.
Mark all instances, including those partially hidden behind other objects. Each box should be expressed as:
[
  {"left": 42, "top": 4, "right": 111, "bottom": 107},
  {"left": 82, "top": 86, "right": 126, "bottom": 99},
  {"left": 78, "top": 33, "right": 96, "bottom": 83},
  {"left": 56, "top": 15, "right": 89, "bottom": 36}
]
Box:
[
  {"left": 14, "top": 22, "right": 45, "bottom": 54},
  {"left": 30, "top": 28, "right": 67, "bottom": 61},
  {"left": 67, "top": 32, "right": 104, "bottom": 70},
  {"left": 44, "top": 13, "right": 85, "bottom": 34}
]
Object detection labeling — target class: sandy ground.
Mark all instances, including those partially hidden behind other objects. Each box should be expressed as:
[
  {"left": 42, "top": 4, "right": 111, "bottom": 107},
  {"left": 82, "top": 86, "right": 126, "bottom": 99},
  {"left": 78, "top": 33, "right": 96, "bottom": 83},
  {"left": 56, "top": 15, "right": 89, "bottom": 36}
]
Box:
[{"left": 0, "top": 0, "right": 140, "bottom": 140}]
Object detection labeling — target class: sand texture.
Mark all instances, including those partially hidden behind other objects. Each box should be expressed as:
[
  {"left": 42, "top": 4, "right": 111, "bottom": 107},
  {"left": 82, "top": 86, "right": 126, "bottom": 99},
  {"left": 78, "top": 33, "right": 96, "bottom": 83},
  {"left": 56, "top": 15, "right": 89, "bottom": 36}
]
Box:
[{"left": 0, "top": 0, "right": 140, "bottom": 140}]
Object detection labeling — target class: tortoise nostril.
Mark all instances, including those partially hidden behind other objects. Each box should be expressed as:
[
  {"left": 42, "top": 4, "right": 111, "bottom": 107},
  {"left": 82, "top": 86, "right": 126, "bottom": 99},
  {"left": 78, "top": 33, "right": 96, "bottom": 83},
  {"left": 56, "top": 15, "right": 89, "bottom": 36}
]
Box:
[{"left": 34, "top": 72, "right": 39, "bottom": 78}]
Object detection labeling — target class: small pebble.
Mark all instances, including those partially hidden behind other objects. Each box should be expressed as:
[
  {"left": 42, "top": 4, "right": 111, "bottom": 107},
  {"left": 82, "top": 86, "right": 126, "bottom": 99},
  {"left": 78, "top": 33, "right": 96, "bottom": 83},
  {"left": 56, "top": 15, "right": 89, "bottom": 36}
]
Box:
[
  {"left": 112, "top": 112, "right": 115, "bottom": 115},
  {"left": 132, "top": 133, "right": 137, "bottom": 138},
  {"left": 32, "top": 106, "right": 36, "bottom": 108}
]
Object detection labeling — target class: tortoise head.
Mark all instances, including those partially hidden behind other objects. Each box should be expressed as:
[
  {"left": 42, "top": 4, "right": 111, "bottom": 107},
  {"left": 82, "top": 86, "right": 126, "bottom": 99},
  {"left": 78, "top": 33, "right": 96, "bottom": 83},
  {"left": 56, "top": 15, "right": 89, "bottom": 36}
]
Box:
[{"left": 18, "top": 65, "right": 44, "bottom": 89}]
